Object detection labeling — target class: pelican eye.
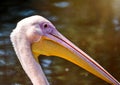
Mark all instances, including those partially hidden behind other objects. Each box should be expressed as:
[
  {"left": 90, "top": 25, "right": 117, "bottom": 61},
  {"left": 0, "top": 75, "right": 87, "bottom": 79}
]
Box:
[
  {"left": 44, "top": 24, "right": 48, "bottom": 28},
  {"left": 42, "top": 23, "right": 49, "bottom": 29},
  {"left": 41, "top": 22, "right": 53, "bottom": 33}
]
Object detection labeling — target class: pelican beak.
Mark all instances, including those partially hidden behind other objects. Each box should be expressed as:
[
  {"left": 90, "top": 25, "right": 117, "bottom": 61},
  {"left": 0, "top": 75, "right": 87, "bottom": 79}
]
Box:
[{"left": 32, "top": 30, "right": 119, "bottom": 85}]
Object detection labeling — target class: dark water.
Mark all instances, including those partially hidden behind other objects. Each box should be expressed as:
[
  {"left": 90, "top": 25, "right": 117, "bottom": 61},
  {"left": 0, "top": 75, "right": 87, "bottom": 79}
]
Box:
[{"left": 0, "top": 0, "right": 120, "bottom": 85}]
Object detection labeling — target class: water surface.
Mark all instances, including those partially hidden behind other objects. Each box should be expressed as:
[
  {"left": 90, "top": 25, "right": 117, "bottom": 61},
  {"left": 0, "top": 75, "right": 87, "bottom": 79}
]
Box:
[{"left": 0, "top": 0, "right": 120, "bottom": 85}]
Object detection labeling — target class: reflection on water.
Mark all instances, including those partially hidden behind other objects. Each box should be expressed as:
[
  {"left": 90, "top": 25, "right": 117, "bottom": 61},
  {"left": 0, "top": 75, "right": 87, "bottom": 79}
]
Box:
[
  {"left": 54, "top": 1, "right": 70, "bottom": 8},
  {"left": 0, "top": 0, "right": 120, "bottom": 85}
]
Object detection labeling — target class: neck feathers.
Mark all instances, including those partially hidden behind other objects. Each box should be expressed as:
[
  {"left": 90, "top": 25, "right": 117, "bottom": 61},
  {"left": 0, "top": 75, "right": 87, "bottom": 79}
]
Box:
[{"left": 10, "top": 28, "right": 49, "bottom": 85}]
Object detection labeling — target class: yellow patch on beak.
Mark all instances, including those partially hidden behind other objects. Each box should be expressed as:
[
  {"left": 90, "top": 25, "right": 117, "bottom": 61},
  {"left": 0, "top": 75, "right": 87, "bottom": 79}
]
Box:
[{"left": 32, "top": 36, "right": 115, "bottom": 84}]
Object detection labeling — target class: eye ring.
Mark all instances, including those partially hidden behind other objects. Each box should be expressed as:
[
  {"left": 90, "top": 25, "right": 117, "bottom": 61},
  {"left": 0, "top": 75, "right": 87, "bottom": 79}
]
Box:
[
  {"left": 43, "top": 24, "right": 48, "bottom": 28},
  {"left": 41, "top": 22, "right": 53, "bottom": 33}
]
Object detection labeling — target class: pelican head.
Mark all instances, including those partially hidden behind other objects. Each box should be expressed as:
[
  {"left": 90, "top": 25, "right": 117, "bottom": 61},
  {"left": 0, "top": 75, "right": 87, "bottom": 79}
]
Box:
[{"left": 10, "top": 15, "right": 120, "bottom": 85}]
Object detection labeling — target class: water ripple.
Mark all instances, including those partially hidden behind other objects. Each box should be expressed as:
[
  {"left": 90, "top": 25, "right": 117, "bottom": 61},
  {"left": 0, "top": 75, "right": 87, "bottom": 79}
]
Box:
[{"left": 54, "top": 1, "right": 70, "bottom": 8}]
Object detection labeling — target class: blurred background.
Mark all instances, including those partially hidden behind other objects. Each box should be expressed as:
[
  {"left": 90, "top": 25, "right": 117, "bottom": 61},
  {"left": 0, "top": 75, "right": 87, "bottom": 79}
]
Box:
[{"left": 0, "top": 0, "right": 120, "bottom": 85}]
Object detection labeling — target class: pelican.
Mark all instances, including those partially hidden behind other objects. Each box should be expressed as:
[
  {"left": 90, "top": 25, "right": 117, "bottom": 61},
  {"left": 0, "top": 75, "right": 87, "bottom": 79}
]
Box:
[{"left": 10, "top": 15, "right": 120, "bottom": 85}]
